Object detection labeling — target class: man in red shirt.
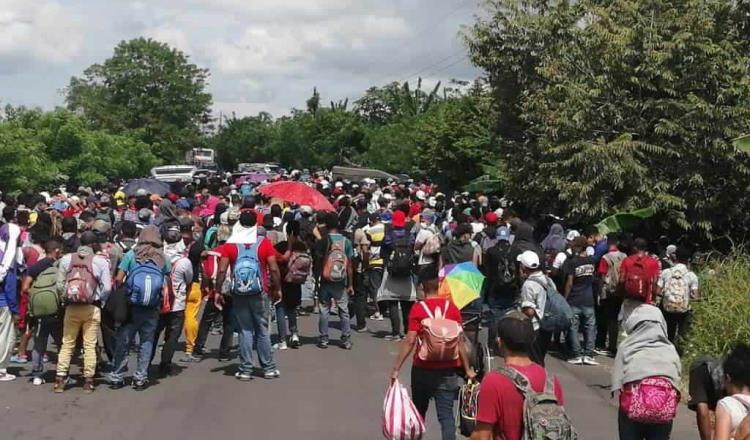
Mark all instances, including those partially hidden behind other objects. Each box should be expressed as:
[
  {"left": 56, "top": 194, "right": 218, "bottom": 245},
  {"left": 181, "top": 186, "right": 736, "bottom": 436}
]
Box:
[
  {"left": 215, "top": 211, "right": 282, "bottom": 381},
  {"left": 390, "top": 267, "right": 475, "bottom": 440},
  {"left": 471, "top": 311, "right": 565, "bottom": 440},
  {"left": 618, "top": 238, "right": 660, "bottom": 304}
]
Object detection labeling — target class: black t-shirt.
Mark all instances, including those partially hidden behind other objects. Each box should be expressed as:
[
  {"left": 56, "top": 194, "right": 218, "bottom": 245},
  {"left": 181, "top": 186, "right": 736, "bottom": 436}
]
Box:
[
  {"left": 27, "top": 257, "right": 55, "bottom": 280},
  {"left": 484, "top": 242, "right": 518, "bottom": 302},
  {"left": 562, "top": 255, "right": 596, "bottom": 307},
  {"left": 187, "top": 239, "right": 204, "bottom": 284},
  {"left": 688, "top": 359, "right": 724, "bottom": 411}
]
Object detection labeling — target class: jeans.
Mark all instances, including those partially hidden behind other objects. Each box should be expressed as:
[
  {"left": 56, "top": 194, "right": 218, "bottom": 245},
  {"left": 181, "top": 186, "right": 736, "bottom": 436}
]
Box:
[
  {"left": 318, "top": 284, "right": 351, "bottom": 342},
  {"left": 276, "top": 282, "right": 301, "bottom": 341},
  {"left": 568, "top": 305, "right": 596, "bottom": 358},
  {"left": 411, "top": 367, "right": 459, "bottom": 440},
  {"left": 110, "top": 306, "right": 159, "bottom": 382},
  {"left": 56, "top": 305, "right": 101, "bottom": 378},
  {"left": 384, "top": 300, "right": 413, "bottom": 337},
  {"left": 151, "top": 310, "right": 185, "bottom": 366},
  {"left": 31, "top": 316, "right": 62, "bottom": 378},
  {"left": 618, "top": 411, "right": 673, "bottom": 440},
  {"left": 195, "top": 296, "right": 234, "bottom": 357},
  {"left": 663, "top": 310, "right": 692, "bottom": 354},
  {"left": 233, "top": 294, "right": 276, "bottom": 374},
  {"left": 487, "top": 305, "right": 516, "bottom": 353},
  {"left": 350, "top": 272, "right": 368, "bottom": 329}
]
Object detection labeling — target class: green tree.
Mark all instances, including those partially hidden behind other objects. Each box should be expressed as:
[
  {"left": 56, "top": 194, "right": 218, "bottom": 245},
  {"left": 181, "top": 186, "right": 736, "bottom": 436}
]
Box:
[
  {"left": 467, "top": 0, "right": 750, "bottom": 239},
  {"left": 66, "top": 37, "right": 212, "bottom": 162},
  {"left": 212, "top": 113, "right": 274, "bottom": 170}
]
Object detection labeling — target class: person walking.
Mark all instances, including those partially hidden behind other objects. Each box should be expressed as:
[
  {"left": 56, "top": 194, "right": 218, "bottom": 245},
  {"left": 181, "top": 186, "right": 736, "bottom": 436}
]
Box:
[
  {"left": 562, "top": 236, "right": 598, "bottom": 366},
  {"left": 0, "top": 207, "right": 21, "bottom": 382},
  {"left": 378, "top": 210, "right": 417, "bottom": 341}
]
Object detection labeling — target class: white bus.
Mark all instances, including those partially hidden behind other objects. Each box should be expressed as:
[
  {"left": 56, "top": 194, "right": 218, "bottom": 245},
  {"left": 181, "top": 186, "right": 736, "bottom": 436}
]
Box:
[{"left": 185, "top": 148, "right": 216, "bottom": 168}]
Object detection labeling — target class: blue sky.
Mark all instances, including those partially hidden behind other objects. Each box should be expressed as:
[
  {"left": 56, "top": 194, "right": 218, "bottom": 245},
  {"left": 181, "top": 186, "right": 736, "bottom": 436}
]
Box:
[{"left": 0, "top": 0, "right": 482, "bottom": 118}]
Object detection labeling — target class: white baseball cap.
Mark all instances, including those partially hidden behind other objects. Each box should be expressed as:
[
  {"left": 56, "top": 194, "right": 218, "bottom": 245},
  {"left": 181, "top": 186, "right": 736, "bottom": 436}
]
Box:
[
  {"left": 415, "top": 190, "right": 426, "bottom": 201},
  {"left": 517, "top": 250, "right": 540, "bottom": 269},
  {"left": 566, "top": 230, "right": 581, "bottom": 241}
]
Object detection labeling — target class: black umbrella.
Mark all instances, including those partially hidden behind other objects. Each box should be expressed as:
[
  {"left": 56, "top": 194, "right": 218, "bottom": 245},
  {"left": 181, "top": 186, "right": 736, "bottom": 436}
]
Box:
[{"left": 123, "top": 179, "right": 171, "bottom": 197}]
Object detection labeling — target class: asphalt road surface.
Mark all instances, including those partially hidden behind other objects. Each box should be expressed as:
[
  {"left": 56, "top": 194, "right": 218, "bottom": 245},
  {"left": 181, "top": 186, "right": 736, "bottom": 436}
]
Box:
[{"left": 1, "top": 306, "right": 699, "bottom": 440}]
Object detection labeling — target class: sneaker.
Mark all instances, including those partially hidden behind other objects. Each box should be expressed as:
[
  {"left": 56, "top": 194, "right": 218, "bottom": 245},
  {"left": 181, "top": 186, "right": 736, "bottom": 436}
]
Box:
[
  {"left": 83, "top": 378, "right": 95, "bottom": 394},
  {"left": 290, "top": 334, "right": 300, "bottom": 349},
  {"left": 583, "top": 356, "right": 600, "bottom": 366},
  {"left": 234, "top": 371, "right": 252, "bottom": 382},
  {"left": 109, "top": 381, "right": 125, "bottom": 390},
  {"left": 32, "top": 377, "right": 45, "bottom": 386},
  {"left": 369, "top": 312, "right": 384, "bottom": 321},
  {"left": 10, "top": 354, "right": 28, "bottom": 364},
  {"left": 133, "top": 379, "right": 148, "bottom": 391},
  {"left": 0, "top": 372, "right": 17, "bottom": 382},
  {"left": 180, "top": 353, "right": 201, "bottom": 363},
  {"left": 263, "top": 369, "right": 281, "bottom": 380},
  {"left": 53, "top": 376, "right": 66, "bottom": 392},
  {"left": 384, "top": 334, "right": 397, "bottom": 341},
  {"left": 317, "top": 339, "right": 329, "bottom": 349},
  {"left": 275, "top": 342, "right": 288, "bottom": 351},
  {"left": 567, "top": 357, "right": 584, "bottom": 365},
  {"left": 341, "top": 340, "right": 353, "bottom": 350},
  {"left": 354, "top": 326, "right": 368, "bottom": 333},
  {"left": 593, "top": 348, "right": 611, "bottom": 356},
  {"left": 218, "top": 352, "right": 231, "bottom": 362}
]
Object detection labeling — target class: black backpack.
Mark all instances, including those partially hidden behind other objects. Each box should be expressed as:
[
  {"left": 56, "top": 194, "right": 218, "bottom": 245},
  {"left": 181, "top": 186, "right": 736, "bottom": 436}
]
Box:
[
  {"left": 494, "top": 243, "right": 516, "bottom": 286},
  {"left": 387, "top": 234, "right": 414, "bottom": 277}
]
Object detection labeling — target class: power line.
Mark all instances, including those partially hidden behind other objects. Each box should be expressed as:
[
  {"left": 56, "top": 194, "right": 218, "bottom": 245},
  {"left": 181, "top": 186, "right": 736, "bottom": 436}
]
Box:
[{"left": 398, "top": 51, "right": 467, "bottom": 83}]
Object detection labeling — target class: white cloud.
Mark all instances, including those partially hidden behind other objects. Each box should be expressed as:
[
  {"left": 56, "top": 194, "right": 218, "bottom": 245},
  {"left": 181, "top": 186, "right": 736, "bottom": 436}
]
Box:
[
  {"left": 145, "top": 26, "right": 192, "bottom": 55},
  {"left": 0, "top": 0, "right": 84, "bottom": 63}
]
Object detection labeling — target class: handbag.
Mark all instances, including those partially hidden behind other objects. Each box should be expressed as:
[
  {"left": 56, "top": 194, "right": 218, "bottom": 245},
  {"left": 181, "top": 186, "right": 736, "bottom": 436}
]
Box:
[
  {"left": 383, "top": 379, "right": 426, "bottom": 440},
  {"left": 620, "top": 376, "right": 679, "bottom": 424}
]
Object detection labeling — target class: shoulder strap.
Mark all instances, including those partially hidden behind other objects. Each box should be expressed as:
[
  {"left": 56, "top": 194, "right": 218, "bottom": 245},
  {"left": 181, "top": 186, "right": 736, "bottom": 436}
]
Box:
[
  {"left": 419, "top": 301, "right": 434, "bottom": 320},
  {"left": 527, "top": 276, "right": 549, "bottom": 291},
  {"left": 498, "top": 366, "right": 535, "bottom": 397},
  {"left": 542, "top": 373, "right": 557, "bottom": 396},
  {"left": 442, "top": 300, "right": 450, "bottom": 318},
  {"left": 732, "top": 396, "right": 750, "bottom": 412}
]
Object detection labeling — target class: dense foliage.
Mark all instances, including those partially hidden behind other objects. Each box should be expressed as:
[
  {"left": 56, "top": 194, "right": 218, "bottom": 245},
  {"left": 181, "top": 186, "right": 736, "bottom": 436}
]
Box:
[
  {"left": 66, "top": 38, "right": 212, "bottom": 162},
  {"left": 466, "top": 0, "right": 750, "bottom": 240}
]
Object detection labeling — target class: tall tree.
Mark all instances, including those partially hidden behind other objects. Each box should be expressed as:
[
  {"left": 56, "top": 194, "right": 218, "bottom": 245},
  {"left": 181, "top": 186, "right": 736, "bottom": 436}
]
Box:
[
  {"left": 467, "top": 0, "right": 750, "bottom": 240},
  {"left": 212, "top": 113, "right": 274, "bottom": 170},
  {"left": 66, "top": 37, "right": 212, "bottom": 161}
]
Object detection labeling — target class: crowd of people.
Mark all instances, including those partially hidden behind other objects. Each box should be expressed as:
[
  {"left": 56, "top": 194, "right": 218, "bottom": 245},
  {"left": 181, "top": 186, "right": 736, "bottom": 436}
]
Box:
[{"left": 0, "top": 170, "right": 748, "bottom": 440}]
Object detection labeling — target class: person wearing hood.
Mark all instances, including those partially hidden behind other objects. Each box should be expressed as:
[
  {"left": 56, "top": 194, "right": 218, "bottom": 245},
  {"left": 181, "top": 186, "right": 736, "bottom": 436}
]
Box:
[
  {"left": 510, "top": 222, "right": 545, "bottom": 272},
  {"left": 155, "top": 199, "right": 179, "bottom": 230},
  {"left": 541, "top": 223, "right": 567, "bottom": 263},
  {"left": 54, "top": 232, "right": 112, "bottom": 393},
  {"left": 110, "top": 225, "right": 170, "bottom": 391},
  {"left": 150, "top": 225, "right": 192, "bottom": 377},
  {"left": 612, "top": 302, "right": 681, "bottom": 440}
]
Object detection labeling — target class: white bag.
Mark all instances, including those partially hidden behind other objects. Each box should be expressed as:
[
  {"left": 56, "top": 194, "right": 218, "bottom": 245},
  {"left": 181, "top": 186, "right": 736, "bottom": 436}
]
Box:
[{"left": 383, "top": 379, "right": 426, "bottom": 440}]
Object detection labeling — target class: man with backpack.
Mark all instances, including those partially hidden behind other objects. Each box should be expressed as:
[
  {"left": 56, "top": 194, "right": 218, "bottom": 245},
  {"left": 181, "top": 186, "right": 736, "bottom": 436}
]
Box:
[
  {"left": 390, "top": 267, "right": 475, "bottom": 440},
  {"left": 23, "top": 240, "right": 63, "bottom": 385},
  {"left": 619, "top": 238, "right": 661, "bottom": 305},
  {"left": 595, "top": 237, "right": 627, "bottom": 357},
  {"left": 518, "top": 251, "right": 551, "bottom": 366},
  {"left": 483, "top": 226, "right": 518, "bottom": 351},
  {"left": 54, "top": 232, "right": 112, "bottom": 393},
  {"left": 110, "top": 225, "right": 170, "bottom": 390},
  {"left": 471, "top": 311, "right": 574, "bottom": 440},
  {"left": 379, "top": 210, "right": 417, "bottom": 341},
  {"left": 655, "top": 245, "right": 699, "bottom": 353},
  {"left": 0, "top": 207, "right": 21, "bottom": 382},
  {"left": 414, "top": 208, "right": 441, "bottom": 283},
  {"left": 215, "top": 210, "right": 282, "bottom": 380},
  {"left": 314, "top": 211, "right": 354, "bottom": 349}
]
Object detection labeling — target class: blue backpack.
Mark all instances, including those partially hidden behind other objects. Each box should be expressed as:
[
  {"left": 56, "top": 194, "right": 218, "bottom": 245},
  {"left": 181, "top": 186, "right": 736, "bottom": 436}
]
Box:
[
  {"left": 232, "top": 241, "right": 263, "bottom": 295},
  {"left": 240, "top": 183, "right": 252, "bottom": 198},
  {"left": 529, "top": 276, "right": 573, "bottom": 334},
  {"left": 126, "top": 261, "right": 164, "bottom": 307}
]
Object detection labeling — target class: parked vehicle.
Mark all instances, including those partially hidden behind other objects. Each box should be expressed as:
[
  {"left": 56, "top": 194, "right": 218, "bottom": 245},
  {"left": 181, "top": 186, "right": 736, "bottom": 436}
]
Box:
[{"left": 150, "top": 165, "right": 197, "bottom": 182}]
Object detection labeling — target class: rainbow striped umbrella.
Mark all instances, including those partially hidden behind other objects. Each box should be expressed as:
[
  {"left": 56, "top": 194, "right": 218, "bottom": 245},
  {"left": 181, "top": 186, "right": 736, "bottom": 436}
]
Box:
[{"left": 438, "top": 262, "right": 485, "bottom": 310}]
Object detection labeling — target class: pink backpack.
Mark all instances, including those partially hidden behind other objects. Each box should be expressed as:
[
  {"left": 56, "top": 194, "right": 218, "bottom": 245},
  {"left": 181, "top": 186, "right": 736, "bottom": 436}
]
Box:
[
  {"left": 285, "top": 252, "right": 312, "bottom": 284},
  {"left": 620, "top": 376, "right": 679, "bottom": 424},
  {"left": 63, "top": 252, "right": 98, "bottom": 304},
  {"left": 416, "top": 300, "right": 463, "bottom": 362}
]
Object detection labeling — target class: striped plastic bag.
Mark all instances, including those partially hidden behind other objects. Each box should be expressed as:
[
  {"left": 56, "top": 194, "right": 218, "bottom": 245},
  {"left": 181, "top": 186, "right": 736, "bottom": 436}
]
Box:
[{"left": 383, "top": 379, "right": 426, "bottom": 440}]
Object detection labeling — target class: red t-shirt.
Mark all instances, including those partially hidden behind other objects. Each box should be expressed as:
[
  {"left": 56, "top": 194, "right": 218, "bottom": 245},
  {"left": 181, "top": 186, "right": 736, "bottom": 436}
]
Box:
[
  {"left": 216, "top": 238, "right": 276, "bottom": 292},
  {"left": 407, "top": 297, "right": 463, "bottom": 369},
  {"left": 619, "top": 254, "right": 660, "bottom": 303},
  {"left": 476, "top": 363, "right": 565, "bottom": 440}
]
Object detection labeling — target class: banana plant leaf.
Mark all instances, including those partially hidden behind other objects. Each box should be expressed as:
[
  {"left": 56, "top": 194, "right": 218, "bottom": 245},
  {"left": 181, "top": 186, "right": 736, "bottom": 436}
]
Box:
[
  {"left": 595, "top": 207, "right": 656, "bottom": 234},
  {"left": 464, "top": 175, "right": 502, "bottom": 194},
  {"left": 733, "top": 134, "right": 750, "bottom": 153}
]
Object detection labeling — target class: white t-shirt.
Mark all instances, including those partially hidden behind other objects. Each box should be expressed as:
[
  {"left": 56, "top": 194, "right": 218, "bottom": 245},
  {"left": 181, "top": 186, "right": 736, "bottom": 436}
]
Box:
[
  {"left": 415, "top": 225, "right": 438, "bottom": 265},
  {"left": 552, "top": 250, "right": 570, "bottom": 270},
  {"left": 717, "top": 394, "right": 750, "bottom": 434}
]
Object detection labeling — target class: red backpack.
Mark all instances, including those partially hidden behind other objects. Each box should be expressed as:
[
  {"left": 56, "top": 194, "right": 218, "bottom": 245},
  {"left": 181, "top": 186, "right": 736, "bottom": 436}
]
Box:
[{"left": 623, "top": 256, "right": 652, "bottom": 301}]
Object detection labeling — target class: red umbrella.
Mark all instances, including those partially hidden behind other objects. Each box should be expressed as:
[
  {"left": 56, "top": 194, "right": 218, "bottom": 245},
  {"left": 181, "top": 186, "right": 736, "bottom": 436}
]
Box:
[{"left": 257, "top": 181, "right": 335, "bottom": 212}]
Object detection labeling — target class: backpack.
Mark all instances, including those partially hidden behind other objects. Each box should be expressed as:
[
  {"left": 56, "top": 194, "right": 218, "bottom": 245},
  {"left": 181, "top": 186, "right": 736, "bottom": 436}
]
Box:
[
  {"left": 126, "top": 260, "right": 164, "bottom": 307},
  {"left": 661, "top": 266, "right": 691, "bottom": 313},
  {"left": 601, "top": 252, "right": 626, "bottom": 299},
  {"left": 529, "top": 276, "right": 573, "bottom": 334},
  {"left": 498, "top": 367, "right": 579, "bottom": 440},
  {"left": 232, "top": 242, "right": 264, "bottom": 295},
  {"left": 458, "top": 379, "right": 481, "bottom": 437},
  {"left": 416, "top": 300, "right": 463, "bottom": 362},
  {"left": 421, "top": 228, "right": 442, "bottom": 256},
  {"left": 63, "top": 252, "right": 99, "bottom": 304},
  {"left": 494, "top": 243, "right": 516, "bottom": 286},
  {"left": 480, "top": 233, "right": 498, "bottom": 253},
  {"left": 387, "top": 234, "right": 414, "bottom": 277},
  {"left": 29, "top": 264, "right": 61, "bottom": 317},
  {"left": 624, "top": 256, "right": 652, "bottom": 301},
  {"left": 322, "top": 234, "right": 348, "bottom": 283},
  {"left": 285, "top": 251, "right": 312, "bottom": 284},
  {"left": 95, "top": 211, "right": 111, "bottom": 224},
  {"left": 619, "top": 376, "right": 679, "bottom": 424},
  {"left": 240, "top": 183, "right": 252, "bottom": 197}
]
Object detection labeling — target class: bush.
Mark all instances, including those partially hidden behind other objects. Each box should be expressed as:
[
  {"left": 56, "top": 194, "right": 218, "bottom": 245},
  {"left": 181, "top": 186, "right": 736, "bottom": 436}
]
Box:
[{"left": 683, "top": 254, "right": 750, "bottom": 370}]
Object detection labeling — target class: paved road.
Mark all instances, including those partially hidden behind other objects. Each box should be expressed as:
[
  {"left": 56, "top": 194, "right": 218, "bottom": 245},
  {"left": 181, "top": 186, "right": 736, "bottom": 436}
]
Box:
[{"left": 0, "top": 306, "right": 699, "bottom": 440}]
